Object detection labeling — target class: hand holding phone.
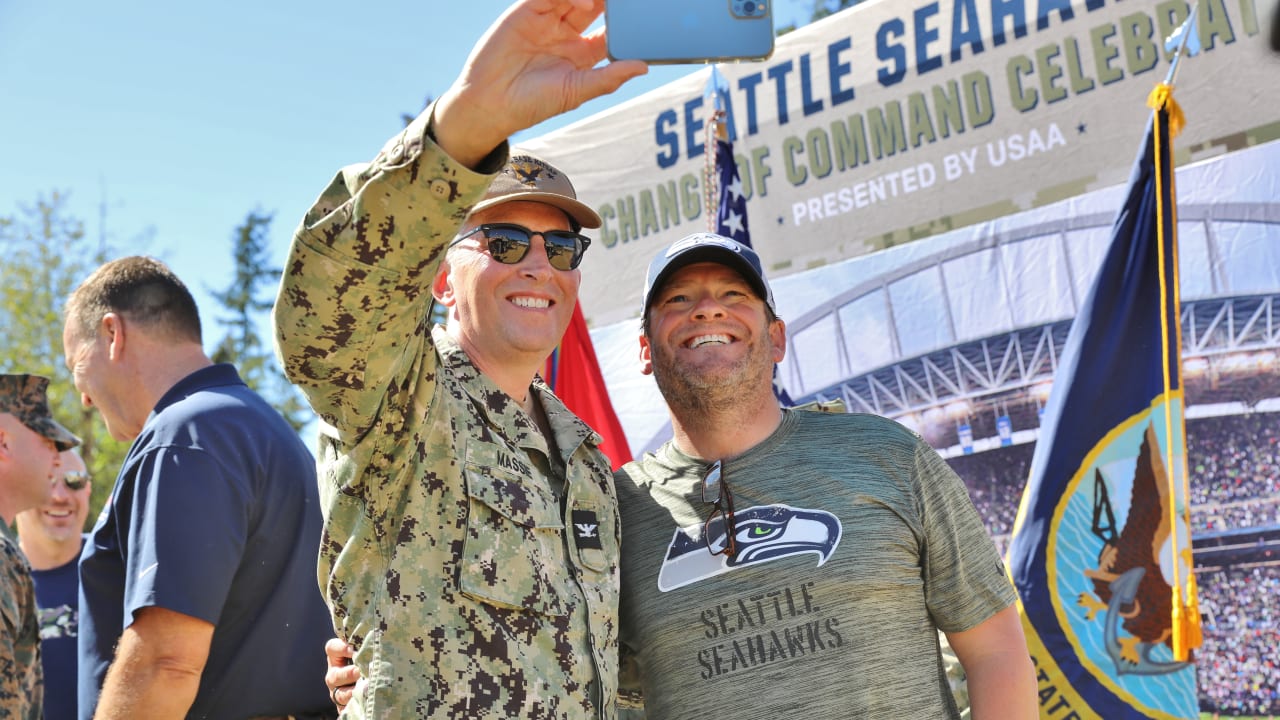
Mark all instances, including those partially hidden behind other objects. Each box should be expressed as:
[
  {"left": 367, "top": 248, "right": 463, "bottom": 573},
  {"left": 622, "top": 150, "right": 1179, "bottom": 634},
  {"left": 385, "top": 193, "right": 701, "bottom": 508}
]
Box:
[{"left": 606, "top": 0, "right": 775, "bottom": 64}]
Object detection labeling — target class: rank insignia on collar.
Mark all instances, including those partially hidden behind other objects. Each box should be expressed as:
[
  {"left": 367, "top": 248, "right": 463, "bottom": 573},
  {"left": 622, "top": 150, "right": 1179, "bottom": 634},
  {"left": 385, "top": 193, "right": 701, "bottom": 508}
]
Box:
[{"left": 571, "top": 509, "right": 603, "bottom": 549}]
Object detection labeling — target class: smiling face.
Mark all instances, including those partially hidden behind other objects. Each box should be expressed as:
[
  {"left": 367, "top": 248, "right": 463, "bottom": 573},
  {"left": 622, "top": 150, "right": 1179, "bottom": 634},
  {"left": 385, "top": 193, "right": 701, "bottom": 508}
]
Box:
[
  {"left": 434, "top": 201, "right": 582, "bottom": 375},
  {"left": 0, "top": 414, "right": 62, "bottom": 524},
  {"left": 16, "top": 449, "right": 89, "bottom": 561},
  {"left": 640, "top": 262, "right": 785, "bottom": 410}
]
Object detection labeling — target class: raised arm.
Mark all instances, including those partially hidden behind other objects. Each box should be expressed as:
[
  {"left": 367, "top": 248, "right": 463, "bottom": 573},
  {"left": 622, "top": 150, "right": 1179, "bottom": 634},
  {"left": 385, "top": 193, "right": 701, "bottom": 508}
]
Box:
[
  {"left": 432, "top": 0, "right": 646, "bottom": 166},
  {"left": 272, "top": 0, "right": 645, "bottom": 435}
]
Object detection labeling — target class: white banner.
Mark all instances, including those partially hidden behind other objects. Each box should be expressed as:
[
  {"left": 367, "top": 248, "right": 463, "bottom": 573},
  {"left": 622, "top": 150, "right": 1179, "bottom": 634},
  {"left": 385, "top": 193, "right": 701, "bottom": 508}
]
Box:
[
  {"left": 595, "top": 137, "right": 1280, "bottom": 455},
  {"left": 525, "top": 0, "right": 1280, "bottom": 326}
]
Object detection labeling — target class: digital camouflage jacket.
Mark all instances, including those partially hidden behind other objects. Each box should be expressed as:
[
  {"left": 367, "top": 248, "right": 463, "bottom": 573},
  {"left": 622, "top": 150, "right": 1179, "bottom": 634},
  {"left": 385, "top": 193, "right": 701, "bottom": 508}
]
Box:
[
  {"left": 1, "top": 533, "right": 41, "bottom": 719},
  {"left": 274, "top": 110, "right": 621, "bottom": 719}
]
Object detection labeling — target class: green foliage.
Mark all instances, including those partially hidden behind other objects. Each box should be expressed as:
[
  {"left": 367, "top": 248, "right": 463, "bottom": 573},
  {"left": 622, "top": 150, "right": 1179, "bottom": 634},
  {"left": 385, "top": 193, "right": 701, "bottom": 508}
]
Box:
[
  {"left": 208, "top": 211, "right": 313, "bottom": 433},
  {"left": 0, "top": 192, "right": 129, "bottom": 528}
]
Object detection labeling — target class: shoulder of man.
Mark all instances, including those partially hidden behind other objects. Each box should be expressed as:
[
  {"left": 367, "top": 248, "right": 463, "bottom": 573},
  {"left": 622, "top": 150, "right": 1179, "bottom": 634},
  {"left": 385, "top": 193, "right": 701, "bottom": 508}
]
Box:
[
  {"left": 613, "top": 441, "right": 700, "bottom": 492},
  {"left": 0, "top": 533, "right": 37, "bottom": 639},
  {"left": 0, "top": 533, "right": 32, "bottom": 578},
  {"left": 796, "top": 408, "right": 913, "bottom": 435}
]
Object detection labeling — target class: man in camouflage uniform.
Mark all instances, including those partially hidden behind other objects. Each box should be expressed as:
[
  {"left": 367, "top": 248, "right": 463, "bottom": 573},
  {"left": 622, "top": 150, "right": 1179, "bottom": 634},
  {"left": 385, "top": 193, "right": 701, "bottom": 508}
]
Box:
[
  {"left": 17, "top": 448, "right": 92, "bottom": 720},
  {"left": 0, "top": 374, "right": 79, "bottom": 720},
  {"left": 271, "top": 1, "right": 646, "bottom": 716}
]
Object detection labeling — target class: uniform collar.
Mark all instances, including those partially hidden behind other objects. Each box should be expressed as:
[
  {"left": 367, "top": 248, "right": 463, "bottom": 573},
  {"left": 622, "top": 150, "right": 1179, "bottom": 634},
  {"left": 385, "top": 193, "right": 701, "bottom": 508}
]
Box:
[{"left": 432, "top": 326, "right": 601, "bottom": 464}]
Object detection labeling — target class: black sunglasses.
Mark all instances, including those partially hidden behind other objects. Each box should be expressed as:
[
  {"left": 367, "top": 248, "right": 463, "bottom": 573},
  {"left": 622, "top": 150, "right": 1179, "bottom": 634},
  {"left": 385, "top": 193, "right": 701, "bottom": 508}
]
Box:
[
  {"left": 57, "top": 471, "right": 90, "bottom": 491},
  {"left": 450, "top": 223, "right": 592, "bottom": 271},
  {"left": 702, "top": 460, "right": 737, "bottom": 558}
]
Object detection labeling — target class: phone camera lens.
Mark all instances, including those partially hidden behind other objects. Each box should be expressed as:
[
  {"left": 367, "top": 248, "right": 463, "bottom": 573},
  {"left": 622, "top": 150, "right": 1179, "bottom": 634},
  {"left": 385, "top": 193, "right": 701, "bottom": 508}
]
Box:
[{"left": 743, "top": 1, "right": 756, "bottom": 11}]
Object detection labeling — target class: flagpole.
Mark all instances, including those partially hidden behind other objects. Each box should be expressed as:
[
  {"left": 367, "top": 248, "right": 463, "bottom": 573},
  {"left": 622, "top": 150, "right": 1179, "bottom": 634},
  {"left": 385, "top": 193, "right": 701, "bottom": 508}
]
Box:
[
  {"left": 1164, "top": 0, "right": 1200, "bottom": 87},
  {"left": 704, "top": 111, "right": 723, "bottom": 232},
  {"left": 1150, "top": 2, "right": 1203, "bottom": 661},
  {"left": 704, "top": 66, "right": 729, "bottom": 233}
]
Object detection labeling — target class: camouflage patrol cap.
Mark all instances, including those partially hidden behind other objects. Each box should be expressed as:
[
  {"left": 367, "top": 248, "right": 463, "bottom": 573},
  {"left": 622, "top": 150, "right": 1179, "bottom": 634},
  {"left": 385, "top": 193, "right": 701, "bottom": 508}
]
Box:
[
  {"left": 0, "top": 374, "right": 80, "bottom": 451},
  {"left": 468, "top": 149, "right": 602, "bottom": 229}
]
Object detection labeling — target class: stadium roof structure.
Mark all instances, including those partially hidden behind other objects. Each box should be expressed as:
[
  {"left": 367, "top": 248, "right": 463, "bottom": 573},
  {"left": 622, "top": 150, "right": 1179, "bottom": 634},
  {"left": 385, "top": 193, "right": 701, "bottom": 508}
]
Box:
[
  {"left": 778, "top": 201, "right": 1280, "bottom": 453},
  {"left": 602, "top": 138, "right": 1280, "bottom": 459}
]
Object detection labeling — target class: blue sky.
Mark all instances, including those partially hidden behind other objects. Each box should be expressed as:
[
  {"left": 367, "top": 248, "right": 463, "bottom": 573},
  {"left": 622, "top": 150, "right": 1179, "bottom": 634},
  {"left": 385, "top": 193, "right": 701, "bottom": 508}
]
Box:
[{"left": 0, "top": 0, "right": 809, "bottom": 332}]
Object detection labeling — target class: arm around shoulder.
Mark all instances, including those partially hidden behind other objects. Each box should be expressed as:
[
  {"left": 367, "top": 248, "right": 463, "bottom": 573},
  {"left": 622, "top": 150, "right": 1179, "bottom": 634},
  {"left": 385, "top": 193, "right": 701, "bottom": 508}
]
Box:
[{"left": 944, "top": 605, "right": 1038, "bottom": 720}]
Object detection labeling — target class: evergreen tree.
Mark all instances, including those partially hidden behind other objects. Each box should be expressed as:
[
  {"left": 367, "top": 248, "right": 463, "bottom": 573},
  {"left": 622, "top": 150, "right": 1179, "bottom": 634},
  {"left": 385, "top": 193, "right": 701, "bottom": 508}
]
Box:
[
  {"left": 208, "top": 211, "right": 312, "bottom": 433},
  {"left": 0, "top": 192, "right": 129, "bottom": 527}
]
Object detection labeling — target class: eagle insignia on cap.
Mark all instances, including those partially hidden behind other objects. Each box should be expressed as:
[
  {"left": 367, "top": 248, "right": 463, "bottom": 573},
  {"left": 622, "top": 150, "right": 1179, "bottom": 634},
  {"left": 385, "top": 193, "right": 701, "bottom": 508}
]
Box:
[{"left": 509, "top": 157, "right": 558, "bottom": 186}]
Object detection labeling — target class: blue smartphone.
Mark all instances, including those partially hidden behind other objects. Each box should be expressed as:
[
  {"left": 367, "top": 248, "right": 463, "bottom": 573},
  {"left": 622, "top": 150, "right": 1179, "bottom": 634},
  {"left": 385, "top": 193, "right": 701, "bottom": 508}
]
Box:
[{"left": 606, "top": 0, "right": 775, "bottom": 64}]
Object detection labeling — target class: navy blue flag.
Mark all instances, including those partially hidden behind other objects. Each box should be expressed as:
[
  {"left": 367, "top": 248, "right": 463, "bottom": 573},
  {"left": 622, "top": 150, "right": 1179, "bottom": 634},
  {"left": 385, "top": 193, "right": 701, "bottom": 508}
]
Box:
[{"left": 1006, "top": 83, "right": 1200, "bottom": 718}]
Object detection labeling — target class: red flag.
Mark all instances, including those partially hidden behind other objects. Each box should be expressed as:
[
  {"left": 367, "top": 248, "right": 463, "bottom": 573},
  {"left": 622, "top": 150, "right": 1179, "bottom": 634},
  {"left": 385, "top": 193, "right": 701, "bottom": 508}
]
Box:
[{"left": 545, "top": 301, "right": 633, "bottom": 470}]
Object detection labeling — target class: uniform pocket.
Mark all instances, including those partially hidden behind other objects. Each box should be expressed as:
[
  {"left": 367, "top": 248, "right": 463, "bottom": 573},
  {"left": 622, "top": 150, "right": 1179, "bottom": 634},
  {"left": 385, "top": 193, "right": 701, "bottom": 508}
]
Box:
[{"left": 460, "top": 455, "right": 568, "bottom": 616}]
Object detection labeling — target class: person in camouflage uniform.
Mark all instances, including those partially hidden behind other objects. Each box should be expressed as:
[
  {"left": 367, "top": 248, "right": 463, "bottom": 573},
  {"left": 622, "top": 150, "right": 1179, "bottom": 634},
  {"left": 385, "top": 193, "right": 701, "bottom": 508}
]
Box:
[
  {"left": 271, "top": 1, "right": 646, "bottom": 717},
  {"left": 0, "top": 374, "right": 79, "bottom": 720},
  {"left": 17, "top": 448, "right": 92, "bottom": 720}
]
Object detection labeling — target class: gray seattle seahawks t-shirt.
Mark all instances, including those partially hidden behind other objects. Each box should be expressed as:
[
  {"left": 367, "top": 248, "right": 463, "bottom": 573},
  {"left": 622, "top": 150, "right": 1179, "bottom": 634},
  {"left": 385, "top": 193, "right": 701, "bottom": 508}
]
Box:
[{"left": 615, "top": 409, "right": 1016, "bottom": 719}]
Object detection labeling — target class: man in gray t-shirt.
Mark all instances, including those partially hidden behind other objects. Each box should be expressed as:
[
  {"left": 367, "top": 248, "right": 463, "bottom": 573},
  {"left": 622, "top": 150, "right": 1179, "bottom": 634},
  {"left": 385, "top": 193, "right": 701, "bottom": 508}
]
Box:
[{"left": 615, "top": 233, "right": 1037, "bottom": 719}]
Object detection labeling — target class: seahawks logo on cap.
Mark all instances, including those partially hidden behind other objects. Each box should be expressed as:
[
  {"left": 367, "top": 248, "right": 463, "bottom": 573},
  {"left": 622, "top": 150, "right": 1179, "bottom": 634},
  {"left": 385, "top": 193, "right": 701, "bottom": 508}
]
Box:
[
  {"left": 657, "top": 504, "right": 841, "bottom": 592},
  {"left": 665, "top": 232, "right": 743, "bottom": 258}
]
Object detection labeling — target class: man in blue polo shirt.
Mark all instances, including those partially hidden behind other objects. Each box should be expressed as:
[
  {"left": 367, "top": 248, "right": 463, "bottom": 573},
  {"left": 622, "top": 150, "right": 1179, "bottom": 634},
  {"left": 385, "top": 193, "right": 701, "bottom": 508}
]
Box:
[{"left": 63, "top": 256, "right": 334, "bottom": 719}]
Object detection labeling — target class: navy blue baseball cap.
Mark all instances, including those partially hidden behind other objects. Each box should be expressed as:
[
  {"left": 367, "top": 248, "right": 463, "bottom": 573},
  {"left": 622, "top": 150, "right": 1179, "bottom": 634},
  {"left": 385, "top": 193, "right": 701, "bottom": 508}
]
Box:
[{"left": 642, "top": 233, "right": 775, "bottom": 317}]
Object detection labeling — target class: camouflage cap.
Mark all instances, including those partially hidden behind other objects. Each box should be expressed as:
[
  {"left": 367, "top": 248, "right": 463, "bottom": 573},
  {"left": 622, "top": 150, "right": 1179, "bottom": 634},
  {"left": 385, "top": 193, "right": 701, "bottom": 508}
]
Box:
[
  {"left": 0, "top": 374, "right": 80, "bottom": 451},
  {"left": 467, "top": 149, "right": 602, "bottom": 229}
]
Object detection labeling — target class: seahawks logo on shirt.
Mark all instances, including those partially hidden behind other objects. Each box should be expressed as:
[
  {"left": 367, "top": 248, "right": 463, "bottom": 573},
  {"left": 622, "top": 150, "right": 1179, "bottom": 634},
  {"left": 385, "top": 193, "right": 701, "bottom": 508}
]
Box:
[{"left": 657, "top": 504, "right": 841, "bottom": 592}]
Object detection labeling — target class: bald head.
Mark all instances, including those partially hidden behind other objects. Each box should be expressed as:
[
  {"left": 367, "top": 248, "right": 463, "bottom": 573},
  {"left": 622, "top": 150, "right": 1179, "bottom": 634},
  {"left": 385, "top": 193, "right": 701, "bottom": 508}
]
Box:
[{"left": 16, "top": 449, "right": 90, "bottom": 569}]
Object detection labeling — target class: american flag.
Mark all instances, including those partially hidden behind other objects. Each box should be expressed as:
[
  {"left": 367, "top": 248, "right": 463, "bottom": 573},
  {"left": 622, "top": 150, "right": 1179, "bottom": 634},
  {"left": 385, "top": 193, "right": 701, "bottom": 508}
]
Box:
[
  {"left": 706, "top": 72, "right": 794, "bottom": 406},
  {"left": 714, "top": 136, "right": 750, "bottom": 244}
]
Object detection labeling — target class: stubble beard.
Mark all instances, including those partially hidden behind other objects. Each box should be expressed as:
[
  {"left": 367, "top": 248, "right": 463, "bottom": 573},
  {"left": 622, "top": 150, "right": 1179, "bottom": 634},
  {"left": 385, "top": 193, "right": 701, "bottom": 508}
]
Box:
[{"left": 650, "top": 334, "right": 774, "bottom": 432}]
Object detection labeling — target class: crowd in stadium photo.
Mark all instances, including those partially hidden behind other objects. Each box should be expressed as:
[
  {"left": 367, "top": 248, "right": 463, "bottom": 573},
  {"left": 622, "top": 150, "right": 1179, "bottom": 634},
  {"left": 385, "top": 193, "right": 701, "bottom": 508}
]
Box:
[
  {"left": 945, "top": 411, "right": 1280, "bottom": 717},
  {"left": 1191, "top": 413, "right": 1280, "bottom": 531},
  {"left": 1197, "top": 565, "right": 1280, "bottom": 716}
]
